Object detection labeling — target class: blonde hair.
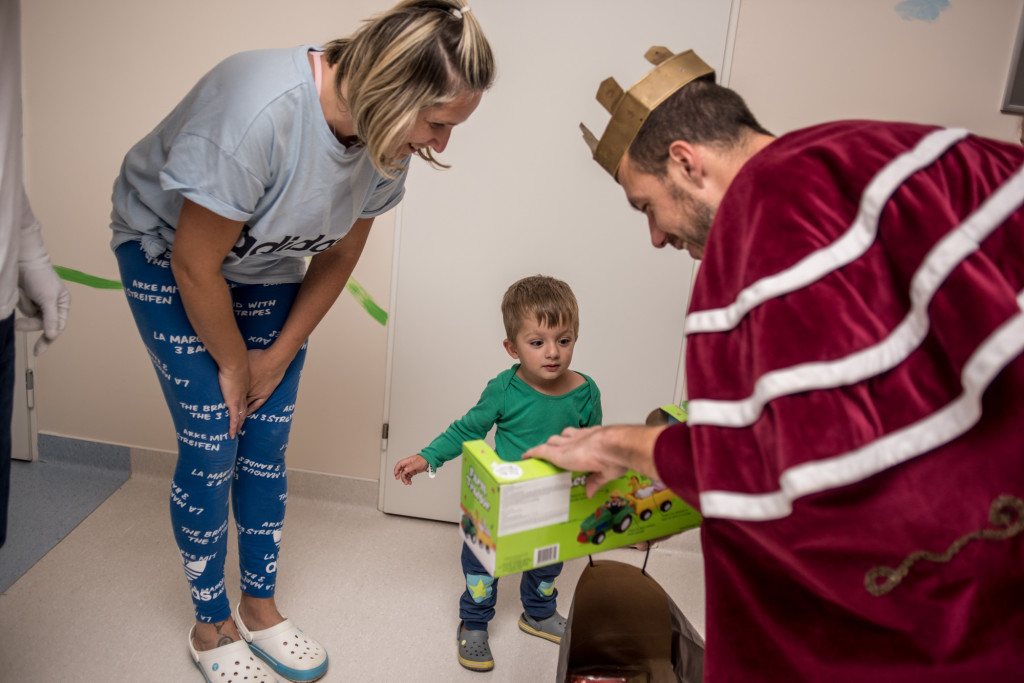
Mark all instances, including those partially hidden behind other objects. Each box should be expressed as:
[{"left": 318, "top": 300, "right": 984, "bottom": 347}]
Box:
[
  {"left": 502, "top": 275, "right": 580, "bottom": 341},
  {"left": 323, "top": 0, "right": 495, "bottom": 176}
]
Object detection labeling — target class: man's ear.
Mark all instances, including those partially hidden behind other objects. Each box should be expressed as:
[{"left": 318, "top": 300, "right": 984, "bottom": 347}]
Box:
[
  {"left": 667, "top": 140, "right": 704, "bottom": 188},
  {"left": 503, "top": 338, "right": 519, "bottom": 359}
]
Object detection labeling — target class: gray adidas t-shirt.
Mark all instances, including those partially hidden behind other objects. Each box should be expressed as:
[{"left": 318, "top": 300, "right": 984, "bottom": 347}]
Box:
[{"left": 110, "top": 45, "right": 407, "bottom": 284}]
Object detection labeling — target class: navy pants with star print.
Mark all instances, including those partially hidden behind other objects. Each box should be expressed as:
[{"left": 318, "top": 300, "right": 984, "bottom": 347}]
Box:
[{"left": 460, "top": 542, "right": 563, "bottom": 631}]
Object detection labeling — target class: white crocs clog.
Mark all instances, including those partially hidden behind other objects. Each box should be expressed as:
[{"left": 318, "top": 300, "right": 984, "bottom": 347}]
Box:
[
  {"left": 235, "top": 604, "right": 329, "bottom": 682},
  {"left": 188, "top": 626, "right": 279, "bottom": 682}
]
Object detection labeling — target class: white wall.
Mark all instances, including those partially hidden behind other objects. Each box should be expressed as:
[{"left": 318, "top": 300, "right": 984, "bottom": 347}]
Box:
[
  {"left": 729, "top": 0, "right": 1023, "bottom": 142},
  {"left": 379, "top": 0, "right": 732, "bottom": 521},
  {"left": 20, "top": 0, "right": 1024, "bottom": 482}
]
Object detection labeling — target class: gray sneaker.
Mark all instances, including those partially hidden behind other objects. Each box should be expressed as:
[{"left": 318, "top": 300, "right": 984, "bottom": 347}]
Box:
[{"left": 518, "top": 611, "right": 566, "bottom": 644}]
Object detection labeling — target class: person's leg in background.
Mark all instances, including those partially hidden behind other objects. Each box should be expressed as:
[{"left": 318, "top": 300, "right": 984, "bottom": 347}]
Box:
[{"left": 0, "top": 313, "right": 16, "bottom": 549}]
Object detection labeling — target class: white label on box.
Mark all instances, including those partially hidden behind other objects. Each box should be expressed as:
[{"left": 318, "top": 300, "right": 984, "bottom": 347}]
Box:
[
  {"left": 491, "top": 462, "right": 523, "bottom": 480},
  {"left": 498, "top": 472, "right": 571, "bottom": 536}
]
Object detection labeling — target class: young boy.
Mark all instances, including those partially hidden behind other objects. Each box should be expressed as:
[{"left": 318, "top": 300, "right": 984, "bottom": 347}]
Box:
[{"left": 393, "top": 275, "right": 602, "bottom": 672}]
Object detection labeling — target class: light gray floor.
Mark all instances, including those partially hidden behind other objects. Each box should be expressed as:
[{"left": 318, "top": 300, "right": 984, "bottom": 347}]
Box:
[{"left": 0, "top": 457, "right": 705, "bottom": 682}]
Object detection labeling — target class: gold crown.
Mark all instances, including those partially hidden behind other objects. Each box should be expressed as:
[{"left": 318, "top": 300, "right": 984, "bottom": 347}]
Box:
[{"left": 581, "top": 47, "right": 715, "bottom": 178}]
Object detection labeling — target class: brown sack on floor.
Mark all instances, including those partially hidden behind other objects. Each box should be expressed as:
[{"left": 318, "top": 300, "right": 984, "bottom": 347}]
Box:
[{"left": 556, "top": 559, "right": 704, "bottom": 683}]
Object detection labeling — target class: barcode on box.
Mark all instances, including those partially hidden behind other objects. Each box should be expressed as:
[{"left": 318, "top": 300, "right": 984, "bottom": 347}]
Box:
[{"left": 534, "top": 544, "right": 560, "bottom": 566}]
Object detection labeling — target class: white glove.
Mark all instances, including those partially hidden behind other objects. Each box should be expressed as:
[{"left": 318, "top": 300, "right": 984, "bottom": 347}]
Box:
[
  {"left": 16, "top": 266, "right": 70, "bottom": 356},
  {"left": 14, "top": 215, "right": 70, "bottom": 356}
]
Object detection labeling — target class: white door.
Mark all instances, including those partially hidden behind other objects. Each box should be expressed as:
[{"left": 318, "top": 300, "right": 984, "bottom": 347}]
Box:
[{"left": 379, "top": 0, "right": 740, "bottom": 522}]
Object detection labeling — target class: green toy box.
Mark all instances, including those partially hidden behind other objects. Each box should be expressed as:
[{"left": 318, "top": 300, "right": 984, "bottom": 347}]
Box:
[
  {"left": 658, "top": 403, "right": 688, "bottom": 424},
  {"left": 458, "top": 437, "right": 702, "bottom": 578}
]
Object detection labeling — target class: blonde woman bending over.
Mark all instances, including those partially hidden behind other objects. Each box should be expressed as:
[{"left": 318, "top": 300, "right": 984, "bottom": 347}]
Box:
[{"left": 108, "top": 2, "right": 494, "bottom": 681}]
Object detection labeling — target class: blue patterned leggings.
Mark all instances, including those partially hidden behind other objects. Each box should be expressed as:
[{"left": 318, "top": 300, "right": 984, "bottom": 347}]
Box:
[{"left": 116, "top": 243, "right": 307, "bottom": 623}]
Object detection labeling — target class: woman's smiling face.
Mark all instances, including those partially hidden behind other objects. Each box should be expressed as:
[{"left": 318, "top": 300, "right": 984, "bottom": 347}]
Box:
[{"left": 395, "top": 89, "right": 483, "bottom": 160}]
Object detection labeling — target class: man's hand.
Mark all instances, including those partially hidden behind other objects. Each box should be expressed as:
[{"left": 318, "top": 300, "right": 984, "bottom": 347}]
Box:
[
  {"left": 16, "top": 265, "right": 70, "bottom": 356},
  {"left": 525, "top": 424, "right": 667, "bottom": 497},
  {"left": 524, "top": 426, "right": 626, "bottom": 497}
]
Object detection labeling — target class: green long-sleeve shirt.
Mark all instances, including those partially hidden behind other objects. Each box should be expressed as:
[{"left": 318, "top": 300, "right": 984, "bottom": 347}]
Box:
[{"left": 420, "top": 364, "right": 602, "bottom": 469}]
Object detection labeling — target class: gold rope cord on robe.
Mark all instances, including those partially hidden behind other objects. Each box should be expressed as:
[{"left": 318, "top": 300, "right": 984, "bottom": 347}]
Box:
[{"left": 864, "top": 494, "right": 1024, "bottom": 597}]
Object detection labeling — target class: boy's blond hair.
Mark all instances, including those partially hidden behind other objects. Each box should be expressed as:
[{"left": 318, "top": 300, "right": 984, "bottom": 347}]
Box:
[
  {"left": 502, "top": 275, "right": 580, "bottom": 341},
  {"left": 323, "top": 0, "right": 495, "bottom": 177}
]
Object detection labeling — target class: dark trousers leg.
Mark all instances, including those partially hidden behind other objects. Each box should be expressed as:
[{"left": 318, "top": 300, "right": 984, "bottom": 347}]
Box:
[
  {"left": 0, "top": 314, "right": 14, "bottom": 549},
  {"left": 520, "top": 561, "right": 562, "bottom": 619},
  {"left": 459, "top": 542, "right": 498, "bottom": 631}
]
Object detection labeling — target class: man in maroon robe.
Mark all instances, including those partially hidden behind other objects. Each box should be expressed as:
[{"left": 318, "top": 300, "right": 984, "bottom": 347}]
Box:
[{"left": 528, "top": 49, "right": 1024, "bottom": 681}]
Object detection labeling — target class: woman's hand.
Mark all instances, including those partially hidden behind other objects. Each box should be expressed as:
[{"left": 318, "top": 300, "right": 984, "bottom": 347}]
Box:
[
  {"left": 218, "top": 365, "right": 251, "bottom": 438},
  {"left": 170, "top": 199, "right": 250, "bottom": 438},
  {"left": 245, "top": 347, "right": 290, "bottom": 415}
]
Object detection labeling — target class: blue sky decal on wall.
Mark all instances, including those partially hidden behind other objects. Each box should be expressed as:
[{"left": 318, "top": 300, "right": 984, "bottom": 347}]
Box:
[{"left": 895, "top": 0, "right": 950, "bottom": 22}]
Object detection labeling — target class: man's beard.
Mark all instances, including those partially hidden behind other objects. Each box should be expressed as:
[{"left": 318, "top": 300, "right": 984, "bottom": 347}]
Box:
[{"left": 669, "top": 182, "right": 714, "bottom": 254}]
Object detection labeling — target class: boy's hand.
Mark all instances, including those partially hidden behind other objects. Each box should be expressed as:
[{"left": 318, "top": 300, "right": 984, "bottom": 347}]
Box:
[{"left": 394, "top": 454, "right": 430, "bottom": 485}]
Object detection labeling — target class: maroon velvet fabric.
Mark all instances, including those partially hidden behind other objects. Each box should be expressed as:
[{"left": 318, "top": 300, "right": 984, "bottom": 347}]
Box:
[{"left": 654, "top": 121, "right": 1024, "bottom": 681}]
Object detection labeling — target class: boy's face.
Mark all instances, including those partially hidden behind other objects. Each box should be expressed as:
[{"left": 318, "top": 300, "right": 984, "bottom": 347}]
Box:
[{"left": 503, "top": 317, "right": 577, "bottom": 393}]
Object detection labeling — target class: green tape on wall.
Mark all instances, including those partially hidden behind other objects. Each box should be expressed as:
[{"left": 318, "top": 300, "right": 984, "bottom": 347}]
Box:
[
  {"left": 345, "top": 278, "right": 388, "bottom": 326},
  {"left": 54, "top": 266, "right": 123, "bottom": 290},
  {"left": 54, "top": 265, "right": 388, "bottom": 325}
]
